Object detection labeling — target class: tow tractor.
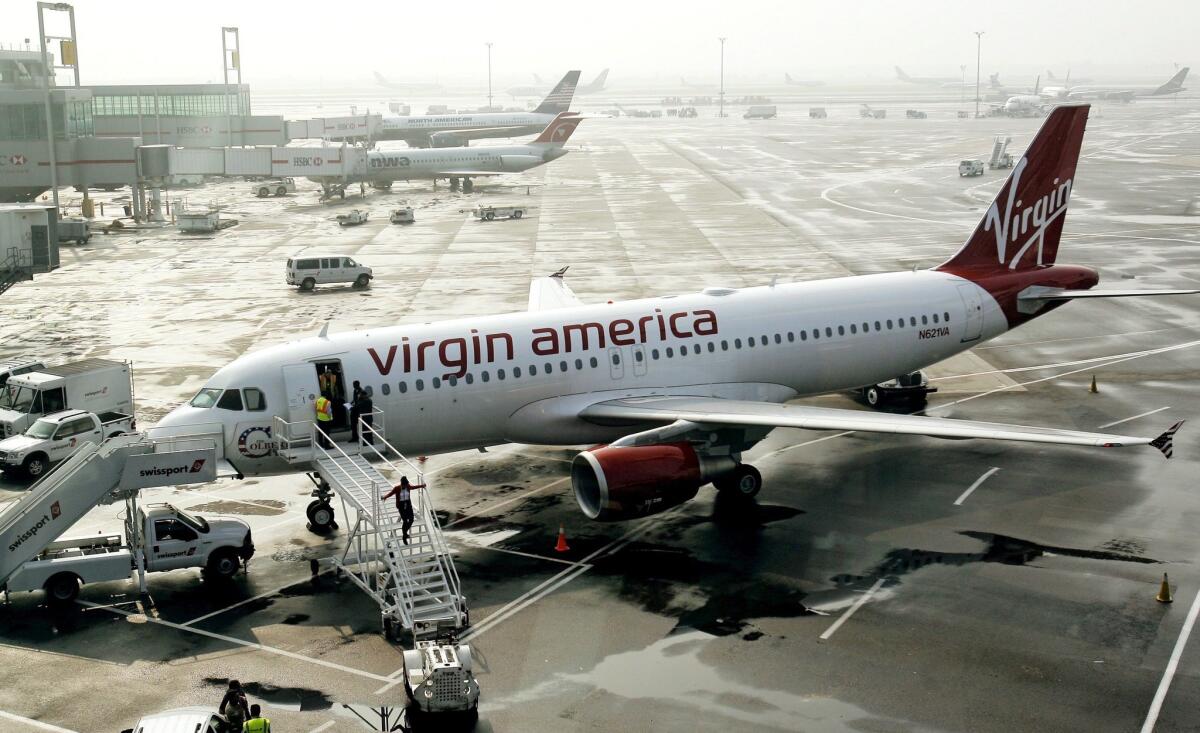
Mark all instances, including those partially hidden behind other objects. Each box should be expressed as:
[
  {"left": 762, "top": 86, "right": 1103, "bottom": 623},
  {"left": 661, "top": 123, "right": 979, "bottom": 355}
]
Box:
[
  {"left": 337, "top": 209, "right": 370, "bottom": 227},
  {"left": 472, "top": 204, "right": 529, "bottom": 221},
  {"left": 251, "top": 177, "right": 296, "bottom": 198},
  {"left": 390, "top": 206, "right": 416, "bottom": 224},
  {"left": 403, "top": 634, "right": 480, "bottom": 726}
]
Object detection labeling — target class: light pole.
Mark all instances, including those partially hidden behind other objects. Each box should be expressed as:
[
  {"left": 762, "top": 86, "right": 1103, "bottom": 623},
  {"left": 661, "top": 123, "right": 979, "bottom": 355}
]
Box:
[
  {"left": 485, "top": 42, "right": 493, "bottom": 110},
  {"left": 960, "top": 64, "right": 966, "bottom": 107},
  {"left": 974, "top": 31, "right": 984, "bottom": 118},
  {"left": 718, "top": 37, "right": 726, "bottom": 118}
]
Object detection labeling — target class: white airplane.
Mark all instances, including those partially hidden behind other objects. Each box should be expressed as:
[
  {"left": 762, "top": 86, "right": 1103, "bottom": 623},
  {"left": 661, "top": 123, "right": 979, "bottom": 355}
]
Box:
[
  {"left": 999, "top": 75, "right": 1048, "bottom": 117},
  {"left": 310, "top": 112, "right": 582, "bottom": 194},
  {"left": 378, "top": 71, "right": 580, "bottom": 148},
  {"left": 784, "top": 73, "right": 824, "bottom": 87},
  {"left": 1042, "top": 67, "right": 1189, "bottom": 102},
  {"left": 157, "top": 105, "right": 1192, "bottom": 526},
  {"left": 509, "top": 69, "right": 609, "bottom": 98}
]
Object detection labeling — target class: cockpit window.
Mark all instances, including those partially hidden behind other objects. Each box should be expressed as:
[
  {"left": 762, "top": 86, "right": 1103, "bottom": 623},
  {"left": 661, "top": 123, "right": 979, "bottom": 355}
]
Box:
[
  {"left": 243, "top": 388, "right": 267, "bottom": 411},
  {"left": 189, "top": 388, "right": 222, "bottom": 408},
  {"left": 217, "top": 389, "right": 244, "bottom": 411}
]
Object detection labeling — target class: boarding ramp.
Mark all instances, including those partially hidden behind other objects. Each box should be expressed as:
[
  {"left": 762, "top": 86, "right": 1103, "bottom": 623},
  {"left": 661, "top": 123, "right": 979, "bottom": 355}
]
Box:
[
  {"left": 989, "top": 135, "right": 1013, "bottom": 169},
  {"left": 274, "top": 414, "right": 465, "bottom": 639},
  {"left": 0, "top": 430, "right": 222, "bottom": 588}
]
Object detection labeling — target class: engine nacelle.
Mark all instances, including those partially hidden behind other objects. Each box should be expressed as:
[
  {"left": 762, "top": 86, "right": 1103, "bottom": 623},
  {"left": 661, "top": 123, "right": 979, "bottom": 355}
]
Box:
[
  {"left": 499, "top": 154, "right": 544, "bottom": 171},
  {"left": 571, "top": 442, "right": 734, "bottom": 521}
]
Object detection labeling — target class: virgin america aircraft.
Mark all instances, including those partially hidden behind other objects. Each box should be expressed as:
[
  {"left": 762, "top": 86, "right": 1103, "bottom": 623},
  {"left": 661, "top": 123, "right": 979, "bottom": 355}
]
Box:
[{"left": 157, "top": 105, "right": 1191, "bottom": 522}]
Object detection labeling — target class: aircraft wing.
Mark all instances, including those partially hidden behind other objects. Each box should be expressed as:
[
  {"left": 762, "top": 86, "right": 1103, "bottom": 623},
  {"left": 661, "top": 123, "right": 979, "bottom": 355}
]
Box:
[
  {"left": 578, "top": 396, "right": 1182, "bottom": 457},
  {"left": 528, "top": 267, "right": 583, "bottom": 311},
  {"left": 431, "top": 126, "right": 533, "bottom": 144},
  {"left": 432, "top": 169, "right": 505, "bottom": 177}
]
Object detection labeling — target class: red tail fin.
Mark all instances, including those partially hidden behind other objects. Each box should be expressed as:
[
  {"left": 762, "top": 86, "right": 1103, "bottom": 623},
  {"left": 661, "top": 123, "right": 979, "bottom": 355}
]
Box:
[
  {"left": 532, "top": 112, "right": 582, "bottom": 145},
  {"left": 938, "top": 104, "right": 1089, "bottom": 273}
]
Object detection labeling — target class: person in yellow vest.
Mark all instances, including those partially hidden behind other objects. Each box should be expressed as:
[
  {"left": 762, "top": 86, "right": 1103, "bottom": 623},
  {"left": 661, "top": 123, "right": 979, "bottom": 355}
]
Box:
[
  {"left": 315, "top": 393, "right": 334, "bottom": 448},
  {"left": 242, "top": 704, "right": 270, "bottom": 732}
]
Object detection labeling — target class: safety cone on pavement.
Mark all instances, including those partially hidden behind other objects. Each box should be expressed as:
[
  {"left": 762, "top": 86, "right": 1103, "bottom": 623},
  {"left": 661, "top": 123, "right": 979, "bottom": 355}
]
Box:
[
  {"left": 554, "top": 524, "right": 570, "bottom": 553},
  {"left": 1089, "top": 375, "right": 1099, "bottom": 393},
  {"left": 1157, "top": 573, "right": 1173, "bottom": 604}
]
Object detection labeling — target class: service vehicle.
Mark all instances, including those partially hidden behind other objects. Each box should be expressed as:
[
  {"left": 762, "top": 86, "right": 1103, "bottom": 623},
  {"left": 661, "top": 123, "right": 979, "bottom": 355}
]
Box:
[
  {"left": 4, "top": 503, "right": 253, "bottom": 604},
  {"left": 0, "top": 359, "right": 133, "bottom": 439},
  {"left": 121, "top": 707, "right": 227, "bottom": 733},
  {"left": 472, "top": 204, "right": 528, "bottom": 221},
  {"left": 677, "top": 106, "right": 698, "bottom": 118},
  {"left": 861, "top": 371, "right": 937, "bottom": 407},
  {"left": 251, "top": 177, "right": 296, "bottom": 198},
  {"left": 743, "top": 105, "right": 777, "bottom": 119},
  {"left": 905, "top": 109, "right": 928, "bottom": 119},
  {"left": 337, "top": 209, "right": 369, "bottom": 226},
  {"left": 0, "top": 357, "right": 44, "bottom": 390},
  {"left": 57, "top": 217, "right": 91, "bottom": 245},
  {"left": 286, "top": 255, "right": 373, "bottom": 291},
  {"left": 403, "top": 637, "right": 481, "bottom": 723},
  {"left": 0, "top": 409, "right": 135, "bottom": 478},
  {"left": 809, "top": 107, "right": 828, "bottom": 119},
  {"left": 958, "top": 159, "right": 985, "bottom": 177},
  {"left": 390, "top": 206, "right": 416, "bottom": 224}
]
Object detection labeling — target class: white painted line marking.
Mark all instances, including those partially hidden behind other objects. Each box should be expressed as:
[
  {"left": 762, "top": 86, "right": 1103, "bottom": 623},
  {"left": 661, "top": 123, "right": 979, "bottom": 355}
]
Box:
[
  {"left": 1098, "top": 407, "right": 1171, "bottom": 430},
  {"left": 0, "top": 710, "right": 79, "bottom": 732},
  {"left": 456, "top": 543, "right": 585, "bottom": 567},
  {"left": 819, "top": 579, "right": 885, "bottom": 641},
  {"left": 954, "top": 467, "right": 1001, "bottom": 506},
  {"left": 181, "top": 568, "right": 332, "bottom": 626},
  {"left": 1140, "top": 587, "right": 1200, "bottom": 733},
  {"left": 307, "top": 722, "right": 335, "bottom": 733},
  {"left": 79, "top": 601, "right": 392, "bottom": 683}
]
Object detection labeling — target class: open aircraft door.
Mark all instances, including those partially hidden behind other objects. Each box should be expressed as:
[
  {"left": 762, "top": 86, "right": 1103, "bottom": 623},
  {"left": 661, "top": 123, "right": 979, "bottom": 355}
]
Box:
[{"left": 282, "top": 363, "right": 320, "bottom": 438}]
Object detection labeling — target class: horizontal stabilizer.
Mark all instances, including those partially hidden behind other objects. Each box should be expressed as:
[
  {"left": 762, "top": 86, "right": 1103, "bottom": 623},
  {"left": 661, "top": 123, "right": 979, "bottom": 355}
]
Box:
[
  {"left": 1150, "top": 421, "right": 1184, "bottom": 459},
  {"left": 1017, "top": 286, "right": 1200, "bottom": 313}
]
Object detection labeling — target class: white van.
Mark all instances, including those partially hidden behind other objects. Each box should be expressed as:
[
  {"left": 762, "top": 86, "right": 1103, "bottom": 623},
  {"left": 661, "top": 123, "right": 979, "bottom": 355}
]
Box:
[{"left": 286, "top": 255, "right": 373, "bottom": 291}]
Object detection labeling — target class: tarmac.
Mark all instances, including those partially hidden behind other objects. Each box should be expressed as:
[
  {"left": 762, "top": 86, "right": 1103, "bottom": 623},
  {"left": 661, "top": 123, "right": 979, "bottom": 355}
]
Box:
[{"left": 0, "top": 92, "right": 1198, "bottom": 732}]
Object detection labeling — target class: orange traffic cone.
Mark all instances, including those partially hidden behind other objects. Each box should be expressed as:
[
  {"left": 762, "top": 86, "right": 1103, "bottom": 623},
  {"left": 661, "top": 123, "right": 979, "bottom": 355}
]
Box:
[
  {"left": 554, "top": 524, "right": 570, "bottom": 553},
  {"left": 1157, "top": 573, "right": 1173, "bottom": 604},
  {"left": 418, "top": 455, "right": 427, "bottom": 463}
]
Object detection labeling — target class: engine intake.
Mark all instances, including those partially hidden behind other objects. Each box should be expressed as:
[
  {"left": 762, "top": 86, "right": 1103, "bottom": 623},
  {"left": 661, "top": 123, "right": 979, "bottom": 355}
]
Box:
[{"left": 571, "top": 442, "right": 734, "bottom": 521}]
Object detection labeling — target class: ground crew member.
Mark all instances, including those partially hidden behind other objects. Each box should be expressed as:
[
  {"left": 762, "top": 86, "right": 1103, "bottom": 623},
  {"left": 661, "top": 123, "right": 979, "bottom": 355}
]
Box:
[
  {"left": 243, "top": 704, "right": 270, "bottom": 732},
  {"left": 382, "top": 476, "right": 426, "bottom": 545},
  {"left": 318, "top": 366, "right": 337, "bottom": 397},
  {"left": 357, "top": 390, "right": 375, "bottom": 445},
  {"left": 219, "top": 680, "right": 249, "bottom": 731},
  {"left": 315, "top": 392, "right": 334, "bottom": 448},
  {"left": 350, "top": 380, "right": 365, "bottom": 441}
]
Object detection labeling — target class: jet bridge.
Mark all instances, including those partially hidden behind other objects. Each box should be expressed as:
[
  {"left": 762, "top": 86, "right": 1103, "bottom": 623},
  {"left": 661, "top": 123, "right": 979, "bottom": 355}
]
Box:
[
  {"left": 273, "top": 413, "right": 467, "bottom": 641},
  {"left": 0, "top": 430, "right": 223, "bottom": 592}
]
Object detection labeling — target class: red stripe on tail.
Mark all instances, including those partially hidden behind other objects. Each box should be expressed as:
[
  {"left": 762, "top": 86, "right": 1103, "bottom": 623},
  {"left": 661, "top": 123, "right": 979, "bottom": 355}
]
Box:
[{"left": 938, "top": 104, "right": 1090, "bottom": 274}]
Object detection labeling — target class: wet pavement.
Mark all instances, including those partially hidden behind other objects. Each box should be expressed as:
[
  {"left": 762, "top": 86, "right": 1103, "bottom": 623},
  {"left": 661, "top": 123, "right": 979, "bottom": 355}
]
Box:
[{"left": 1, "top": 94, "right": 1198, "bottom": 731}]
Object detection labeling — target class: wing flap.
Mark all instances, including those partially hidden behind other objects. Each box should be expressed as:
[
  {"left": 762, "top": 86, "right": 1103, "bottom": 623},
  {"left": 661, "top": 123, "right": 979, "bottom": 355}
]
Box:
[{"left": 580, "top": 396, "right": 1177, "bottom": 455}]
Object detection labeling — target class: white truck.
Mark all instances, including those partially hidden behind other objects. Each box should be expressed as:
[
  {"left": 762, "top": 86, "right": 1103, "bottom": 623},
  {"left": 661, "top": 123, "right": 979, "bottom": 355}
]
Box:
[
  {"left": 743, "top": 105, "right": 778, "bottom": 119},
  {"left": 4, "top": 503, "right": 254, "bottom": 603},
  {"left": 0, "top": 357, "right": 44, "bottom": 391},
  {"left": 0, "top": 359, "right": 133, "bottom": 439},
  {"left": 251, "top": 177, "right": 296, "bottom": 198},
  {"left": 0, "top": 409, "right": 136, "bottom": 479},
  {"left": 958, "top": 159, "right": 985, "bottom": 177},
  {"left": 472, "top": 204, "right": 529, "bottom": 221}
]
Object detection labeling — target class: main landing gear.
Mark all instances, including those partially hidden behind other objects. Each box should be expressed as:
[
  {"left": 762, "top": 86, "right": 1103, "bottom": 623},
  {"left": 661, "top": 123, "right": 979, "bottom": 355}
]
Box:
[
  {"left": 306, "top": 474, "right": 337, "bottom": 534},
  {"left": 712, "top": 463, "right": 762, "bottom": 499},
  {"left": 448, "top": 177, "right": 474, "bottom": 193}
]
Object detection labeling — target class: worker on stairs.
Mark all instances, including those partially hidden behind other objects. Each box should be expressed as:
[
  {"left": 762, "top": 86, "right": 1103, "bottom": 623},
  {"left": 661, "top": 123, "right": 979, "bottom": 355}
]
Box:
[{"left": 382, "top": 476, "right": 427, "bottom": 545}]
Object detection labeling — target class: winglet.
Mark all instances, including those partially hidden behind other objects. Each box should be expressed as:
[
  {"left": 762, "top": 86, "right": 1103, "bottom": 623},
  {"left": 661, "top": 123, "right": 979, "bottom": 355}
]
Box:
[{"left": 1150, "top": 420, "right": 1184, "bottom": 459}]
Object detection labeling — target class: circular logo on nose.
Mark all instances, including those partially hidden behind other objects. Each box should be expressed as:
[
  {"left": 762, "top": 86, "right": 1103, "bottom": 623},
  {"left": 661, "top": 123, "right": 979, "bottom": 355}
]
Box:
[{"left": 238, "top": 426, "right": 273, "bottom": 458}]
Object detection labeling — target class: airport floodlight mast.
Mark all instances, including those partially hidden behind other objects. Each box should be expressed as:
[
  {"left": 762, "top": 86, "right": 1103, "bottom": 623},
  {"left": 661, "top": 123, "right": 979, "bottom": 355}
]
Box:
[
  {"left": 221, "top": 27, "right": 241, "bottom": 149},
  {"left": 37, "top": 1, "right": 81, "bottom": 218},
  {"left": 960, "top": 64, "right": 966, "bottom": 106},
  {"left": 482, "top": 41, "right": 492, "bottom": 110},
  {"left": 974, "top": 31, "right": 984, "bottom": 118},
  {"left": 718, "top": 36, "right": 727, "bottom": 118}
]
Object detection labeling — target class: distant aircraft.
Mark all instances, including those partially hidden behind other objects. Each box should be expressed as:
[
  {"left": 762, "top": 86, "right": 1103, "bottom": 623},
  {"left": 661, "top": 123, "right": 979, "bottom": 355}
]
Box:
[
  {"left": 1046, "top": 70, "right": 1092, "bottom": 85},
  {"left": 784, "top": 73, "right": 824, "bottom": 87},
  {"left": 156, "top": 104, "right": 1191, "bottom": 531},
  {"left": 1042, "top": 67, "right": 1189, "bottom": 102},
  {"left": 373, "top": 71, "right": 443, "bottom": 93},
  {"left": 379, "top": 70, "right": 581, "bottom": 148},
  {"left": 508, "top": 69, "right": 608, "bottom": 98},
  {"left": 894, "top": 66, "right": 962, "bottom": 86},
  {"left": 311, "top": 112, "right": 583, "bottom": 195},
  {"left": 1000, "top": 76, "right": 1047, "bottom": 117}
]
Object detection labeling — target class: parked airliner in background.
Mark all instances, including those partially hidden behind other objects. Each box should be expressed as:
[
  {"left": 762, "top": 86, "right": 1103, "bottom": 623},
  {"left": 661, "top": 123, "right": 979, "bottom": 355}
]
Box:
[
  {"left": 157, "top": 105, "right": 1191, "bottom": 527},
  {"left": 894, "top": 66, "right": 964, "bottom": 86},
  {"left": 310, "top": 112, "right": 582, "bottom": 194},
  {"left": 508, "top": 69, "right": 609, "bottom": 99},
  {"left": 378, "top": 71, "right": 580, "bottom": 148},
  {"left": 784, "top": 73, "right": 824, "bottom": 87},
  {"left": 1042, "top": 67, "right": 1189, "bottom": 102},
  {"left": 372, "top": 71, "right": 443, "bottom": 93}
]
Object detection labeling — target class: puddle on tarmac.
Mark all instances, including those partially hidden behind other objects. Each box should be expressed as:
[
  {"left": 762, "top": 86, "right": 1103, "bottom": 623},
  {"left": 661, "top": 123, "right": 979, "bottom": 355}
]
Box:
[
  {"left": 187, "top": 499, "right": 288, "bottom": 516},
  {"left": 203, "top": 677, "right": 332, "bottom": 712}
]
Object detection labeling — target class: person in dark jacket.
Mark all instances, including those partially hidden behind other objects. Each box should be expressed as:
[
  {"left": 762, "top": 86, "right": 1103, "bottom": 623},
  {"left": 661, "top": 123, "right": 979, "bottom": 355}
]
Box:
[
  {"left": 219, "top": 680, "right": 249, "bottom": 730},
  {"left": 381, "top": 476, "right": 426, "bottom": 544},
  {"left": 357, "top": 391, "right": 375, "bottom": 445}
]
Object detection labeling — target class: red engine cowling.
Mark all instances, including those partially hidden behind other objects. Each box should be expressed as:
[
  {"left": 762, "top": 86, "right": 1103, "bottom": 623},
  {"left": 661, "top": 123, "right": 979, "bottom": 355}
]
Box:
[{"left": 571, "top": 442, "right": 734, "bottom": 521}]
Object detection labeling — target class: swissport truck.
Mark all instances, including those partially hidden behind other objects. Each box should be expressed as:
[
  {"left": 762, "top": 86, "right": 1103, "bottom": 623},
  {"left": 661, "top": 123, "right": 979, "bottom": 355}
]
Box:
[
  {"left": 3, "top": 503, "right": 253, "bottom": 603},
  {"left": 0, "top": 359, "right": 133, "bottom": 439},
  {"left": 0, "top": 410, "right": 136, "bottom": 479}
]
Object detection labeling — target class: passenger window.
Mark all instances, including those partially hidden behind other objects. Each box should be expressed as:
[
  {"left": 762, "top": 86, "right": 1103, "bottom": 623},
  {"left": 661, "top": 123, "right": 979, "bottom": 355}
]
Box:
[
  {"left": 922, "top": 315, "right": 929, "bottom": 325},
  {"left": 383, "top": 383, "right": 392, "bottom": 394},
  {"left": 465, "top": 374, "right": 474, "bottom": 384},
  {"left": 747, "top": 338, "right": 755, "bottom": 348},
  {"left": 448, "top": 376, "right": 458, "bottom": 386},
  {"left": 862, "top": 322, "right": 869, "bottom": 332},
  {"left": 761, "top": 336, "right": 769, "bottom": 346},
  {"left": 932, "top": 314, "right": 939, "bottom": 324},
  {"left": 243, "top": 388, "right": 267, "bottom": 411},
  {"left": 432, "top": 377, "right": 441, "bottom": 388},
  {"left": 721, "top": 341, "right": 728, "bottom": 351},
  {"left": 910, "top": 317, "right": 917, "bottom": 327},
  {"left": 560, "top": 361, "right": 568, "bottom": 371},
  {"left": 575, "top": 359, "right": 583, "bottom": 370},
  {"left": 850, "top": 324, "right": 857, "bottom": 334},
  {"left": 651, "top": 349, "right": 660, "bottom": 360},
  {"left": 734, "top": 338, "right": 742, "bottom": 348},
  {"left": 514, "top": 367, "right": 522, "bottom": 378},
  {"left": 825, "top": 327, "right": 832, "bottom": 337},
  {"left": 482, "top": 372, "right": 490, "bottom": 382},
  {"left": 944, "top": 311, "right": 951, "bottom": 321},
  {"left": 415, "top": 379, "right": 424, "bottom": 391},
  {"left": 837, "top": 326, "right": 845, "bottom": 336},
  {"left": 800, "top": 331, "right": 807, "bottom": 341},
  {"left": 666, "top": 347, "right": 674, "bottom": 358},
  {"left": 530, "top": 365, "right": 539, "bottom": 375},
  {"left": 707, "top": 343, "right": 715, "bottom": 352},
  {"left": 776, "top": 334, "right": 783, "bottom": 344},
  {"left": 887, "top": 320, "right": 893, "bottom": 329},
  {"left": 589, "top": 357, "right": 598, "bottom": 368},
  {"left": 498, "top": 369, "right": 506, "bottom": 380},
  {"left": 217, "top": 389, "right": 243, "bottom": 411}
]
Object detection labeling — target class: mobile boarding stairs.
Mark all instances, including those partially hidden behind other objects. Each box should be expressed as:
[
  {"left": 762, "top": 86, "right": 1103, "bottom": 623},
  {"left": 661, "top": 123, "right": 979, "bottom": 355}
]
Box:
[{"left": 273, "top": 412, "right": 467, "bottom": 642}]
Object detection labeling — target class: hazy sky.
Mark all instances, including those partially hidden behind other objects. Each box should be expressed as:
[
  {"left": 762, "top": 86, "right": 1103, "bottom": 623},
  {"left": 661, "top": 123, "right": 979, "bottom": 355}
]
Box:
[{"left": 0, "top": 0, "right": 1193, "bottom": 87}]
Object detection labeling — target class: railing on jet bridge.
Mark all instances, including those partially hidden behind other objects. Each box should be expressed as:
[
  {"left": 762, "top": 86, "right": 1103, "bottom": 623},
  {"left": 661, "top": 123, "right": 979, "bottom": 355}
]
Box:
[{"left": 355, "top": 410, "right": 463, "bottom": 625}]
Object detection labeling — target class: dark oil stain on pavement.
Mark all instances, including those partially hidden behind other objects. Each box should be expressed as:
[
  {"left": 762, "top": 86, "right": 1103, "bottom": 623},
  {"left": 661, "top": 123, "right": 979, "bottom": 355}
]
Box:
[{"left": 188, "top": 499, "right": 287, "bottom": 516}]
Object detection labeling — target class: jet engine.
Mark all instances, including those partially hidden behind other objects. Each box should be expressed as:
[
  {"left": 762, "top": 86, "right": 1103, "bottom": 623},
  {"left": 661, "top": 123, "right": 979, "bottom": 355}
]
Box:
[
  {"left": 571, "top": 442, "right": 735, "bottom": 521},
  {"left": 499, "top": 154, "right": 544, "bottom": 171}
]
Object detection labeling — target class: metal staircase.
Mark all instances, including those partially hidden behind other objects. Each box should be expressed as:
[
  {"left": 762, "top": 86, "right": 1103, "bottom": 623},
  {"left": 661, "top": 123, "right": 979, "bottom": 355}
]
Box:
[
  {"left": 0, "top": 246, "right": 33, "bottom": 297},
  {"left": 273, "top": 413, "right": 466, "bottom": 640}
]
